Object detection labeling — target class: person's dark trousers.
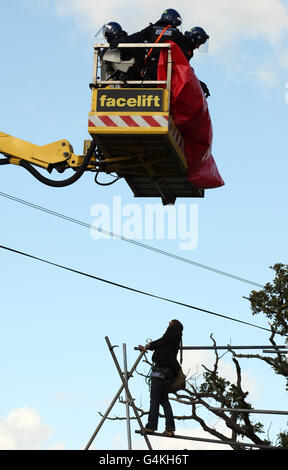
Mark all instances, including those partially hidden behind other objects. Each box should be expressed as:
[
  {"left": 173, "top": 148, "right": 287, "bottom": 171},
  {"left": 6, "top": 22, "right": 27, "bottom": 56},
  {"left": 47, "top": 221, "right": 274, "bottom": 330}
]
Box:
[{"left": 146, "top": 377, "right": 175, "bottom": 431}]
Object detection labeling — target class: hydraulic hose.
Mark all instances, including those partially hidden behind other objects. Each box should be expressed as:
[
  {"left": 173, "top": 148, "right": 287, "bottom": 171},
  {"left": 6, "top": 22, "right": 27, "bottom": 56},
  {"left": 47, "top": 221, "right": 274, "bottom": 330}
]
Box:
[
  {"left": 18, "top": 139, "right": 97, "bottom": 188},
  {"left": 0, "top": 157, "right": 10, "bottom": 165},
  {"left": 94, "top": 171, "right": 121, "bottom": 186}
]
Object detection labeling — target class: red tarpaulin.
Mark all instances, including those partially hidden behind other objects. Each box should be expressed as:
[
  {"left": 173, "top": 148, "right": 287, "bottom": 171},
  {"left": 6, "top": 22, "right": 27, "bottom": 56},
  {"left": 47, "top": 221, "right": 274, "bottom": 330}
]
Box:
[{"left": 157, "top": 41, "right": 224, "bottom": 189}]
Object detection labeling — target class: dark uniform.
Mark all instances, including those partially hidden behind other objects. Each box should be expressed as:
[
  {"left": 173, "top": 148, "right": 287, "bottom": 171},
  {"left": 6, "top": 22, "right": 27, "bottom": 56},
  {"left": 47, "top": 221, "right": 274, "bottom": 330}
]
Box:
[
  {"left": 102, "top": 29, "right": 145, "bottom": 83},
  {"left": 125, "top": 21, "right": 194, "bottom": 79}
]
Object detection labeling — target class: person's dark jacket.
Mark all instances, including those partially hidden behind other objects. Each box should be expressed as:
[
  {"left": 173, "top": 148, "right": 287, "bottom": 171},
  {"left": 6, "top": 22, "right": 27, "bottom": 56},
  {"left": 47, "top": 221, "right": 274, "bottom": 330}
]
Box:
[
  {"left": 149, "top": 320, "right": 183, "bottom": 376},
  {"left": 124, "top": 22, "right": 194, "bottom": 80},
  {"left": 106, "top": 30, "right": 145, "bottom": 80},
  {"left": 126, "top": 21, "right": 194, "bottom": 61},
  {"left": 106, "top": 30, "right": 131, "bottom": 60}
]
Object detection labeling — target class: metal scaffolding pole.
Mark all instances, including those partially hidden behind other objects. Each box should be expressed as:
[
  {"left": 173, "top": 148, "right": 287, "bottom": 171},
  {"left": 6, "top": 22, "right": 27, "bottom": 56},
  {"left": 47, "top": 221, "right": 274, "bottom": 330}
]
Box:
[
  {"left": 123, "top": 343, "right": 132, "bottom": 450},
  {"left": 84, "top": 343, "right": 148, "bottom": 450},
  {"left": 181, "top": 345, "right": 287, "bottom": 350},
  {"left": 209, "top": 408, "right": 288, "bottom": 415},
  {"left": 135, "top": 345, "right": 286, "bottom": 352},
  {"left": 105, "top": 336, "right": 153, "bottom": 451},
  {"left": 262, "top": 350, "right": 287, "bottom": 354},
  {"left": 134, "top": 430, "right": 280, "bottom": 450}
]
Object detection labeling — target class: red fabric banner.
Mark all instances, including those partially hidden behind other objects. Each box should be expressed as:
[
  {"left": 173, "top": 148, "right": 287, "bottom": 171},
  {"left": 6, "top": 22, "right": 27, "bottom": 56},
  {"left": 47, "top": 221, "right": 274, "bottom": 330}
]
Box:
[{"left": 157, "top": 42, "right": 224, "bottom": 189}]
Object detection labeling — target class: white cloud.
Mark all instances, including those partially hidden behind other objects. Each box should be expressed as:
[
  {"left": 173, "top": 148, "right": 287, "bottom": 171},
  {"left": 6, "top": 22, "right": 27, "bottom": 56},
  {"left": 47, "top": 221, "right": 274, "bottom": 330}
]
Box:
[
  {"left": 250, "top": 67, "right": 279, "bottom": 86},
  {"left": 0, "top": 406, "right": 60, "bottom": 450},
  {"left": 52, "top": 0, "right": 288, "bottom": 45},
  {"left": 51, "top": 0, "right": 288, "bottom": 85},
  {"left": 190, "top": 0, "right": 288, "bottom": 47}
]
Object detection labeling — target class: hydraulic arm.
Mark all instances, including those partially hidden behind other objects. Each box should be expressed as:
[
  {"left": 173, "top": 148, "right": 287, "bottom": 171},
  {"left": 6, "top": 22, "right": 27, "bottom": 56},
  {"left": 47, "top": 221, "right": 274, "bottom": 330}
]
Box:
[
  {"left": 0, "top": 131, "right": 83, "bottom": 171},
  {"left": 0, "top": 131, "right": 97, "bottom": 187}
]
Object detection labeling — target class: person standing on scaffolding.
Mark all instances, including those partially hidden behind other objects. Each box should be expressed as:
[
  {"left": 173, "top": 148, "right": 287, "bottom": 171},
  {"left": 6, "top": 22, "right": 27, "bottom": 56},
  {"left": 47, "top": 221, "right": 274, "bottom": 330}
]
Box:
[{"left": 139, "top": 319, "right": 183, "bottom": 437}]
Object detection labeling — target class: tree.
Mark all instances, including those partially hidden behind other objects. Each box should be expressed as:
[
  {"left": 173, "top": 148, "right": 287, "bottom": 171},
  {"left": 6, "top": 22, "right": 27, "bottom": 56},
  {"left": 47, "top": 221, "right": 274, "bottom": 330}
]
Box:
[
  {"left": 173, "top": 263, "right": 287, "bottom": 448},
  {"left": 249, "top": 263, "right": 288, "bottom": 336},
  {"left": 240, "top": 263, "right": 288, "bottom": 384},
  {"left": 170, "top": 334, "right": 272, "bottom": 450}
]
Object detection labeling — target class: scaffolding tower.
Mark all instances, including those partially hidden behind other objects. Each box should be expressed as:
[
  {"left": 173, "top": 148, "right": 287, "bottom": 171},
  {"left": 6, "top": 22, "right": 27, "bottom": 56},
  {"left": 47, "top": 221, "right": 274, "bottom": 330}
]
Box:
[{"left": 84, "top": 338, "right": 287, "bottom": 451}]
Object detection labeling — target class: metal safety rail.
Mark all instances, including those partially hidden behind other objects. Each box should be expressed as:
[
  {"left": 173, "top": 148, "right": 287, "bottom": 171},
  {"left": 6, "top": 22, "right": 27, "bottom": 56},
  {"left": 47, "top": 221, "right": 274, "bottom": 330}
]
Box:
[{"left": 91, "top": 43, "right": 173, "bottom": 94}]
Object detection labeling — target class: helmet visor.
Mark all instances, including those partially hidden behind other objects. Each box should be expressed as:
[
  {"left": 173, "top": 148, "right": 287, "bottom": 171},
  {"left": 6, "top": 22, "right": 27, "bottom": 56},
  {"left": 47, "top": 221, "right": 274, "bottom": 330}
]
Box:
[
  {"left": 94, "top": 24, "right": 110, "bottom": 42},
  {"left": 102, "top": 23, "right": 114, "bottom": 38}
]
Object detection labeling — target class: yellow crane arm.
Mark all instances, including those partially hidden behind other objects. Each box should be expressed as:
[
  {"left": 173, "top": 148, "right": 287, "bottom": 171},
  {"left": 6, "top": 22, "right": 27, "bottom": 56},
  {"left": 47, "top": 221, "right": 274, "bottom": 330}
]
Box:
[
  {"left": 0, "top": 131, "right": 83, "bottom": 170},
  {"left": 0, "top": 131, "right": 98, "bottom": 187}
]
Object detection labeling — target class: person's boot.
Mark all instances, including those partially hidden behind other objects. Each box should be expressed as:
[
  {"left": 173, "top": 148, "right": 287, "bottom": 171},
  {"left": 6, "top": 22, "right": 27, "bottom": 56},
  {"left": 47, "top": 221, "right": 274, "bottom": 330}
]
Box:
[
  {"left": 162, "top": 430, "right": 175, "bottom": 437},
  {"left": 143, "top": 427, "right": 155, "bottom": 434}
]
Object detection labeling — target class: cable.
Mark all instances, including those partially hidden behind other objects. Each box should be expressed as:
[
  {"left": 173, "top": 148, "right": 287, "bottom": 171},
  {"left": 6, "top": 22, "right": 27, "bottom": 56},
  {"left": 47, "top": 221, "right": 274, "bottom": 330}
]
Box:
[
  {"left": 94, "top": 171, "right": 121, "bottom": 186},
  {"left": 0, "top": 191, "right": 265, "bottom": 289},
  {"left": 0, "top": 157, "right": 10, "bottom": 165},
  {"left": 0, "top": 244, "right": 270, "bottom": 332}
]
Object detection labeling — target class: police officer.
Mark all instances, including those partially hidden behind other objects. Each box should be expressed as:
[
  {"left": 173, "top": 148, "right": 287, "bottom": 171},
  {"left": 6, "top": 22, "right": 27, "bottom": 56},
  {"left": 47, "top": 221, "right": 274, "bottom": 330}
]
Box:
[
  {"left": 100, "top": 22, "right": 143, "bottom": 82},
  {"left": 101, "top": 22, "right": 129, "bottom": 58},
  {"left": 184, "top": 26, "right": 210, "bottom": 60},
  {"left": 126, "top": 9, "right": 190, "bottom": 55},
  {"left": 102, "top": 22, "right": 127, "bottom": 44},
  {"left": 126, "top": 9, "right": 194, "bottom": 79},
  {"left": 184, "top": 26, "right": 211, "bottom": 98}
]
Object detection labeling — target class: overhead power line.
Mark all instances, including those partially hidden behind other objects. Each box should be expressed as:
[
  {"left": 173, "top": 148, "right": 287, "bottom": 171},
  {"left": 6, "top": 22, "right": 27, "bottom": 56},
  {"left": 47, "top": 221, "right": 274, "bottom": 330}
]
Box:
[
  {"left": 0, "top": 244, "right": 270, "bottom": 332},
  {"left": 0, "top": 191, "right": 265, "bottom": 289}
]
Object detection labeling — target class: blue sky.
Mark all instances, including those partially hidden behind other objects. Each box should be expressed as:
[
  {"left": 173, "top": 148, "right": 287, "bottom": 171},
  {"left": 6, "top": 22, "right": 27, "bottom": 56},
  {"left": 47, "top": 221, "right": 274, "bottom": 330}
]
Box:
[{"left": 0, "top": 0, "right": 287, "bottom": 450}]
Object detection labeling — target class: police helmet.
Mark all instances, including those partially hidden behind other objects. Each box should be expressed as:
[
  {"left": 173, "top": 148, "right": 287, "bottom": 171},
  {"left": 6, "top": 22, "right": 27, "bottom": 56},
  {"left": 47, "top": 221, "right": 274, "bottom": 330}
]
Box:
[
  {"left": 160, "top": 8, "right": 182, "bottom": 27},
  {"left": 185, "top": 27, "right": 209, "bottom": 46},
  {"left": 102, "top": 22, "right": 123, "bottom": 41}
]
